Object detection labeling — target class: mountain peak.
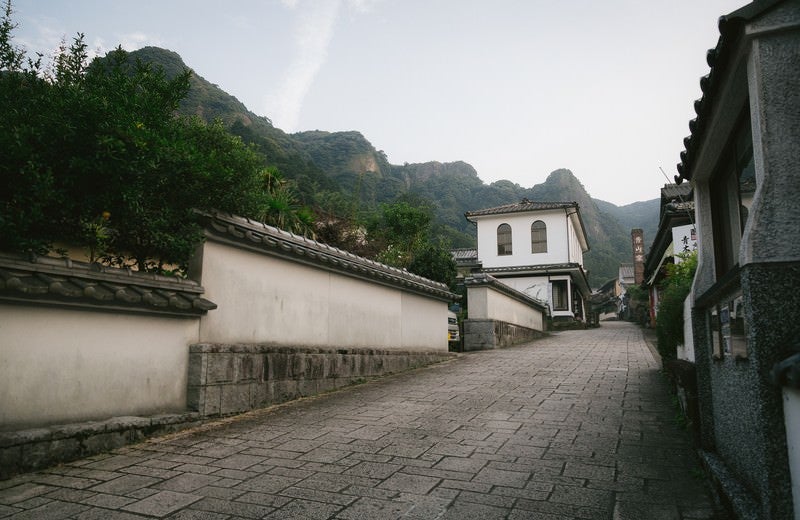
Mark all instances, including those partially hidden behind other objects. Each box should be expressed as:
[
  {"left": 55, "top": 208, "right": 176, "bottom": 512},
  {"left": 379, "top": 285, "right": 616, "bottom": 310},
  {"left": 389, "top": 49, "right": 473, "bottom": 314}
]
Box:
[{"left": 124, "top": 47, "right": 659, "bottom": 288}]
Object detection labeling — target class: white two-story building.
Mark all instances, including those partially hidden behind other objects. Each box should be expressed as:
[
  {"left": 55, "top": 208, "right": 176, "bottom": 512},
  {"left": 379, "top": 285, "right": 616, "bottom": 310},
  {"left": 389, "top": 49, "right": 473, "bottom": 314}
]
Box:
[{"left": 463, "top": 199, "right": 591, "bottom": 324}]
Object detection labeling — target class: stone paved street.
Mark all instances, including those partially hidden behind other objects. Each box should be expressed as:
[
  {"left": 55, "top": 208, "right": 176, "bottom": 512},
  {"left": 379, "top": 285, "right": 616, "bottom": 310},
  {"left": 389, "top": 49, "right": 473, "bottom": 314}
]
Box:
[{"left": 0, "top": 322, "right": 719, "bottom": 519}]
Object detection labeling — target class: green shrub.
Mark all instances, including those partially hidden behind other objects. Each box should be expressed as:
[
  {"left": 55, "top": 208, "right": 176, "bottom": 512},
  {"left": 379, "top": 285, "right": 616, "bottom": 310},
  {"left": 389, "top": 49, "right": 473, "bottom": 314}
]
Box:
[
  {"left": 656, "top": 251, "right": 698, "bottom": 360},
  {"left": 0, "top": 4, "right": 293, "bottom": 273}
]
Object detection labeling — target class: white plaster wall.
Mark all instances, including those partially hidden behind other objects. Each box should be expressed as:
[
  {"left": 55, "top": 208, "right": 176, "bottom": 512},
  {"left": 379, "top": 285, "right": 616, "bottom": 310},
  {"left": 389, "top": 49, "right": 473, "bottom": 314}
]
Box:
[
  {"left": 677, "top": 294, "right": 696, "bottom": 362},
  {"left": 401, "top": 292, "right": 448, "bottom": 349},
  {"left": 327, "top": 275, "right": 400, "bottom": 348},
  {"left": 198, "top": 240, "right": 448, "bottom": 350},
  {"left": 498, "top": 276, "right": 549, "bottom": 304},
  {"left": 0, "top": 305, "right": 197, "bottom": 430},
  {"left": 467, "top": 286, "right": 543, "bottom": 331},
  {"left": 475, "top": 210, "right": 571, "bottom": 269},
  {"left": 567, "top": 216, "right": 585, "bottom": 266},
  {"left": 199, "top": 242, "right": 330, "bottom": 345},
  {"left": 468, "top": 286, "right": 489, "bottom": 320}
]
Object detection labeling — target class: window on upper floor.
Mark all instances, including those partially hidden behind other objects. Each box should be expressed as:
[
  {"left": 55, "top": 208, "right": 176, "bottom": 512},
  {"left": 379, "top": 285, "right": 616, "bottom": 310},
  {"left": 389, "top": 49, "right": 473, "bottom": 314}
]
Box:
[
  {"left": 497, "top": 223, "right": 512, "bottom": 256},
  {"left": 531, "top": 220, "right": 547, "bottom": 253},
  {"left": 710, "top": 112, "right": 756, "bottom": 278}
]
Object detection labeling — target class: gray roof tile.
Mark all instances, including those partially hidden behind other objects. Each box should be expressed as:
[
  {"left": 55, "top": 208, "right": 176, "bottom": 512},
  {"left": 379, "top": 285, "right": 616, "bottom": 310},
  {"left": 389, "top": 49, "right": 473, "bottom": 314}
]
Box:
[
  {"left": 465, "top": 199, "right": 578, "bottom": 220},
  {"left": 0, "top": 254, "right": 216, "bottom": 317}
]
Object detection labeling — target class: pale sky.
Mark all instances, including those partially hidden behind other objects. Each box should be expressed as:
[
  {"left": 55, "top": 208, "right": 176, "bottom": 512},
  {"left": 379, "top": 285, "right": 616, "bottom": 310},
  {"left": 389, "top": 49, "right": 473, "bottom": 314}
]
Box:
[{"left": 11, "top": 0, "right": 747, "bottom": 205}]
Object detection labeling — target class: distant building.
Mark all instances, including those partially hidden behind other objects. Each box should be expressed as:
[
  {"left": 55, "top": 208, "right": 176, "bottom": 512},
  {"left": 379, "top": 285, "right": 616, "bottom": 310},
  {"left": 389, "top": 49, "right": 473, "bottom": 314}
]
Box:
[
  {"left": 451, "top": 247, "right": 481, "bottom": 280},
  {"left": 617, "top": 263, "right": 635, "bottom": 319},
  {"left": 463, "top": 199, "right": 591, "bottom": 325}
]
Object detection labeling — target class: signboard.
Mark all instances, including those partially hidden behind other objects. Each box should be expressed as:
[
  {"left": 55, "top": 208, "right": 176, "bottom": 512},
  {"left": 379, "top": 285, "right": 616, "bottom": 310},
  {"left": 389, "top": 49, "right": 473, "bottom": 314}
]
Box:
[{"left": 671, "top": 224, "right": 697, "bottom": 261}]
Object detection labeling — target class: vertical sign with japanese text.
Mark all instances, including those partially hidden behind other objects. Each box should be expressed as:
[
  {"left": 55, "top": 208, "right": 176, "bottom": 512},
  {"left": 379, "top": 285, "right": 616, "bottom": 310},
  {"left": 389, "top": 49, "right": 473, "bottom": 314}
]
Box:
[{"left": 671, "top": 224, "right": 697, "bottom": 262}]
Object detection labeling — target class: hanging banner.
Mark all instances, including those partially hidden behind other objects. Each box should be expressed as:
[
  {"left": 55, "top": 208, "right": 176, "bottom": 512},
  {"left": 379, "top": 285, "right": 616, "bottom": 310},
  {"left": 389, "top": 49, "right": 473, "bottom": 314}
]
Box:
[{"left": 672, "top": 224, "right": 698, "bottom": 261}]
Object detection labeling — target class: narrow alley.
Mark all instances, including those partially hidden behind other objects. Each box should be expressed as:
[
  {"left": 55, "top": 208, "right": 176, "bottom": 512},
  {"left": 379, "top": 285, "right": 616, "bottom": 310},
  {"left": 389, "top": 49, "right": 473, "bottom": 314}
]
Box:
[{"left": 0, "top": 322, "right": 717, "bottom": 519}]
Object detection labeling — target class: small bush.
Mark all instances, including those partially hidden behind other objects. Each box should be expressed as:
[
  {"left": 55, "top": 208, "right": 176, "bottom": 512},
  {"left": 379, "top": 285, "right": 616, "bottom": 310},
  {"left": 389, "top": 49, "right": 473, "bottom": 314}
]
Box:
[{"left": 656, "top": 251, "right": 697, "bottom": 360}]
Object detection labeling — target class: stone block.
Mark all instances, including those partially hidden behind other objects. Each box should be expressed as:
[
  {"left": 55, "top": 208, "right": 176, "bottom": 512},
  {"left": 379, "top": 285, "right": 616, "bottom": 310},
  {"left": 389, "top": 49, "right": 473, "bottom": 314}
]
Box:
[
  {"left": 202, "top": 385, "right": 222, "bottom": 417},
  {"left": 274, "top": 380, "right": 299, "bottom": 403},
  {"left": 106, "top": 416, "right": 150, "bottom": 434},
  {"left": 21, "top": 440, "right": 56, "bottom": 473},
  {"left": 206, "top": 353, "right": 235, "bottom": 384},
  {"left": 186, "top": 385, "right": 202, "bottom": 412},
  {"left": 151, "top": 412, "right": 201, "bottom": 426},
  {"left": 45, "top": 437, "right": 82, "bottom": 464},
  {"left": 267, "top": 353, "right": 290, "bottom": 381},
  {"left": 307, "top": 354, "right": 325, "bottom": 380},
  {"left": 0, "top": 445, "right": 22, "bottom": 480},
  {"left": 349, "top": 355, "right": 361, "bottom": 377},
  {"left": 236, "top": 353, "right": 262, "bottom": 382},
  {"left": 220, "top": 384, "right": 251, "bottom": 415},
  {"left": 297, "top": 378, "right": 319, "bottom": 397},
  {"left": 464, "top": 320, "right": 495, "bottom": 335},
  {"left": 252, "top": 381, "right": 274, "bottom": 409},
  {"left": 336, "top": 355, "right": 351, "bottom": 378},
  {"left": 81, "top": 430, "right": 129, "bottom": 455},
  {"left": 187, "top": 351, "right": 207, "bottom": 386},
  {"left": 318, "top": 378, "right": 337, "bottom": 394},
  {"left": 51, "top": 422, "right": 98, "bottom": 439},
  {"left": 291, "top": 354, "right": 307, "bottom": 379}
]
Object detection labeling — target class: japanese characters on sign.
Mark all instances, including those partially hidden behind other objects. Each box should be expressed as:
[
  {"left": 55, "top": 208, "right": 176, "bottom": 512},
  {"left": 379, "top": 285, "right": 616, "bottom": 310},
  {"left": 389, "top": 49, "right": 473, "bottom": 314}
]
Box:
[{"left": 671, "top": 224, "right": 698, "bottom": 261}]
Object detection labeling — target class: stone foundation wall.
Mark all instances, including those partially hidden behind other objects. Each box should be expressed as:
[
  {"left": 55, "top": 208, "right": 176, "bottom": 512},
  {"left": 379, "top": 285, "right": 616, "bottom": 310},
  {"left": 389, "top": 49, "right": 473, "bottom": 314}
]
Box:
[
  {"left": 462, "top": 319, "right": 544, "bottom": 351},
  {"left": 0, "top": 413, "right": 202, "bottom": 480},
  {"left": 187, "top": 344, "right": 457, "bottom": 417}
]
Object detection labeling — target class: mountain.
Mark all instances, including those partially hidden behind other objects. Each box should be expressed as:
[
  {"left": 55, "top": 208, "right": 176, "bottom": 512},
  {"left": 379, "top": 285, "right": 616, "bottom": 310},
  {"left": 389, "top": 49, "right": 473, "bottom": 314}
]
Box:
[
  {"left": 126, "top": 47, "right": 659, "bottom": 287},
  {"left": 594, "top": 198, "right": 659, "bottom": 251}
]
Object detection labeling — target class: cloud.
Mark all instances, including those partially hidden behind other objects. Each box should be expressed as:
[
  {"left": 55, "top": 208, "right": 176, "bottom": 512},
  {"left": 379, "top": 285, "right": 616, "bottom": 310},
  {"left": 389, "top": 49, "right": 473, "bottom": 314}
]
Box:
[
  {"left": 118, "top": 32, "right": 163, "bottom": 51},
  {"left": 16, "top": 15, "right": 161, "bottom": 64},
  {"left": 263, "top": 0, "right": 342, "bottom": 131},
  {"left": 263, "top": 0, "right": 381, "bottom": 130},
  {"left": 87, "top": 32, "right": 162, "bottom": 60},
  {"left": 15, "top": 16, "right": 65, "bottom": 58}
]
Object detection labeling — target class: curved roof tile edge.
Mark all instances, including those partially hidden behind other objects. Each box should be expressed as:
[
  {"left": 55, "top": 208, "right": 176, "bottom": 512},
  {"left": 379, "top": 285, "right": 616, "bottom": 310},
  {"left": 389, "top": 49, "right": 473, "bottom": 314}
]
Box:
[
  {"left": 675, "top": 0, "right": 786, "bottom": 183},
  {"left": 199, "top": 211, "right": 458, "bottom": 302},
  {"left": 0, "top": 253, "right": 216, "bottom": 317},
  {"left": 465, "top": 200, "right": 579, "bottom": 219}
]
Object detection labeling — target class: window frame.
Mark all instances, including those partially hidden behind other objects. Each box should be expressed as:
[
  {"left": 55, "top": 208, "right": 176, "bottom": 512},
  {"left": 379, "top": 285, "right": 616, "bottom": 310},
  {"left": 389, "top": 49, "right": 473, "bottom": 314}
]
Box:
[
  {"left": 710, "top": 111, "right": 754, "bottom": 278},
  {"left": 531, "top": 220, "right": 547, "bottom": 254},
  {"left": 497, "top": 223, "right": 512, "bottom": 256},
  {"left": 552, "top": 279, "right": 569, "bottom": 311}
]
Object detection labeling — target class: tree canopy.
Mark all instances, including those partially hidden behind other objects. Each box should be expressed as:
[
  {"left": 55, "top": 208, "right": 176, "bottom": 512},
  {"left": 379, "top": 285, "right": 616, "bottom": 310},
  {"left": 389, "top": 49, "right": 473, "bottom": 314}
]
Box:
[{"left": 0, "top": 2, "right": 307, "bottom": 272}]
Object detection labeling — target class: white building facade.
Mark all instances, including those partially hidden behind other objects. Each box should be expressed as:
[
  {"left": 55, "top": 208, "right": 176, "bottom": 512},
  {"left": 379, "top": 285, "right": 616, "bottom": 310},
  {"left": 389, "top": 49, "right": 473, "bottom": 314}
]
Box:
[{"left": 465, "top": 199, "right": 591, "bottom": 323}]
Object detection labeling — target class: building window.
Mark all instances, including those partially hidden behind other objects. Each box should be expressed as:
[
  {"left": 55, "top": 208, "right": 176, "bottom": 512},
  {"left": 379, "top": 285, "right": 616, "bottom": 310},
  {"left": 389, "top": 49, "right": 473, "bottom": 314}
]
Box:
[
  {"left": 710, "top": 113, "right": 755, "bottom": 277},
  {"left": 497, "top": 223, "right": 512, "bottom": 256},
  {"left": 552, "top": 280, "right": 568, "bottom": 311},
  {"left": 531, "top": 220, "right": 547, "bottom": 253}
]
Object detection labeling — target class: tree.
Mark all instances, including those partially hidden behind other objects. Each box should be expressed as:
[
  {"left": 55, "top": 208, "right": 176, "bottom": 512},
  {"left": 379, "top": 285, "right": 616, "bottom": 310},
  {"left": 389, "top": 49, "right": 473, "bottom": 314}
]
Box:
[
  {"left": 258, "top": 166, "right": 314, "bottom": 236},
  {"left": 0, "top": 4, "right": 310, "bottom": 272},
  {"left": 369, "top": 200, "right": 432, "bottom": 269},
  {"left": 366, "top": 198, "right": 457, "bottom": 286},
  {"left": 408, "top": 240, "right": 457, "bottom": 287}
]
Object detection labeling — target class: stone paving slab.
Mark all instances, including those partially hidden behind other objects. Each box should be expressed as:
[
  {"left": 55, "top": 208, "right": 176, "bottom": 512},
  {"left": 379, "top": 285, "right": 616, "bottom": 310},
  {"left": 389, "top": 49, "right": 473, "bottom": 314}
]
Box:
[{"left": 0, "top": 322, "right": 721, "bottom": 519}]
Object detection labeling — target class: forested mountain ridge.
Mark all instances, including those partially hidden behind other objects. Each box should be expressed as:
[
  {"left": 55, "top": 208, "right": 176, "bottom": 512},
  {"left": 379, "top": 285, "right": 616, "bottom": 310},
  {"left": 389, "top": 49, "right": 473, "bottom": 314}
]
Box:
[{"left": 128, "top": 47, "right": 659, "bottom": 287}]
